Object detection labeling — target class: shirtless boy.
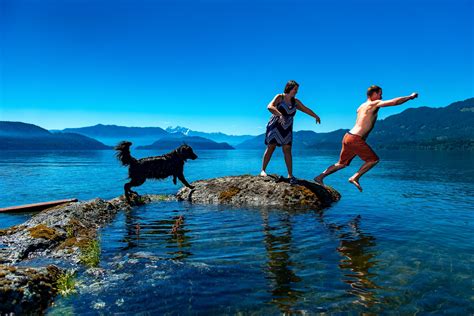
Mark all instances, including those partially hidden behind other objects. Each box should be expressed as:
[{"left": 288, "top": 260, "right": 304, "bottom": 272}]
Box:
[{"left": 314, "top": 85, "right": 418, "bottom": 192}]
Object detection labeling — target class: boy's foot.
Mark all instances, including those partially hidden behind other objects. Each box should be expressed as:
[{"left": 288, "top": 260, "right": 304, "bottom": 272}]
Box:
[
  {"left": 313, "top": 175, "right": 324, "bottom": 185},
  {"left": 348, "top": 177, "right": 363, "bottom": 192},
  {"left": 289, "top": 176, "right": 298, "bottom": 185},
  {"left": 260, "top": 170, "right": 268, "bottom": 177}
]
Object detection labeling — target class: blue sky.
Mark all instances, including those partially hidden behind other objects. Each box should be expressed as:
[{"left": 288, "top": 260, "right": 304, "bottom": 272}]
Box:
[{"left": 1, "top": 0, "right": 473, "bottom": 135}]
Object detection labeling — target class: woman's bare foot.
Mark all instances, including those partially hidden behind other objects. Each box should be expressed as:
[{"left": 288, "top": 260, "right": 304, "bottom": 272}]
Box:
[
  {"left": 313, "top": 175, "right": 324, "bottom": 185},
  {"left": 260, "top": 170, "right": 268, "bottom": 177},
  {"left": 348, "top": 177, "right": 363, "bottom": 192}
]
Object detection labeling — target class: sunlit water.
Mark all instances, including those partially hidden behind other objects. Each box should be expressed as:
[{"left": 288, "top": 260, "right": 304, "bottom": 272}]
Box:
[{"left": 0, "top": 149, "right": 473, "bottom": 314}]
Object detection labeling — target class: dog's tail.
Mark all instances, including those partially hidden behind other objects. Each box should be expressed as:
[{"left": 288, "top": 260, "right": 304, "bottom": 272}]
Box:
[{"left": 114, "top": 141, "right": 137, "bottom": 166}]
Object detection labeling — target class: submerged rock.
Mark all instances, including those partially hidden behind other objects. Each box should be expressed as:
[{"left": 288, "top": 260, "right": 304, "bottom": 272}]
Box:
[{"left": 176, "top": 174, "right": 340, "bottom": 209}]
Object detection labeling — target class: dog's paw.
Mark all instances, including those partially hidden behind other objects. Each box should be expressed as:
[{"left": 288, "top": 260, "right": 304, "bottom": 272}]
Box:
[{"left": 188, "top": 185, "right": 195, "bottom": 190}]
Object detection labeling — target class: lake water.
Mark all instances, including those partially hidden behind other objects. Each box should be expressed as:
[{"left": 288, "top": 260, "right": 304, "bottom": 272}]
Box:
[{"left": 0, "top": 149, "right": 473, "bottom": 314}]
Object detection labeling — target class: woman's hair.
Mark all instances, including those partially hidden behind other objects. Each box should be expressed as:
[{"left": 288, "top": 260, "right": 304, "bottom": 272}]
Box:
[
  {"left": 367, "top": 85, "right": 382, "bottom": 97},
  {"left": 284, "top": 80, "right": 299, "bottom": 94}
]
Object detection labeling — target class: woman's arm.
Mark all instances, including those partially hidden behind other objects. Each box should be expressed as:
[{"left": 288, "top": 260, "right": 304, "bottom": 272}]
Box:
[
  {"left": 296, "top": 99, "right": 321, "bottom": 124},
  {"left": 267, "top": 94, "right": 283, "bottom": 116}
]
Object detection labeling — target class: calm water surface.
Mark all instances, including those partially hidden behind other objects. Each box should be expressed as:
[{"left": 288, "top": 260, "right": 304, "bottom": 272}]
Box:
[{"left": 0, "top": 149, "right": 473, "bottom": 314}]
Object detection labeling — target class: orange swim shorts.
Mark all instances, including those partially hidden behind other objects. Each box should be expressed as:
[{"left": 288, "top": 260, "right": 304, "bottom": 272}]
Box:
[{"left": 338, "top": 133, "right": 379, "bottom": 166}]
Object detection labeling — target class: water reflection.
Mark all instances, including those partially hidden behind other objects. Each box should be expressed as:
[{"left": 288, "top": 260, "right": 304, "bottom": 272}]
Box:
[
  {"left": 123, "top": 209, "right": 140, "bottom": 250},
  {"left": 260, "top": 210, "right": 303, "bottom": 313},
  {"left": 121, "top": 205, "right": 379, "bottom": 310},
  {"left": 122, "top": 209, "right": 192, "bottom": 260},
  {"left": 320, "top": 213, "right": 380, "bottom": 307},
  {"left": 167, "top": 214, "right": 192, "bottom": 260}
]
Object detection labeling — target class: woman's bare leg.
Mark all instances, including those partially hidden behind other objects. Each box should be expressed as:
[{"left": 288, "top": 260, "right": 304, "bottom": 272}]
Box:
[
  {"left": 261, "top": 144, "right": 277, "bottom": 176},
  {"left": 282, "top": 144, "right": 293, "bottom": 178}
]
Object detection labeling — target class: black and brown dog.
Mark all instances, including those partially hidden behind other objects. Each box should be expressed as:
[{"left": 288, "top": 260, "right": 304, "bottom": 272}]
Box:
[{"left": 115, "top": 141, "right": 197, "bottom": 200}]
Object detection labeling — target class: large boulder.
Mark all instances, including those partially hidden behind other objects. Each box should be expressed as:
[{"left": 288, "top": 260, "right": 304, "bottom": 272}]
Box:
[{"left": 176, "top": 175, "right": 340, "bottom": 209}]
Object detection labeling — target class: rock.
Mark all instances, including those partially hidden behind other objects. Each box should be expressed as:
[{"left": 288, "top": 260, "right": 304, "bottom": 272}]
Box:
[
  {"left": 92, "top": 299, "right": 106, "bottom": 309},
  {"left": 0, "top": 264, "right": 62, "bottom": 314},
  {"left": 0, "top": 193, "right": 168, "bottom": 314},
  {"left": 0, "top": 194, "right": 169, "bottom": 265},
  {"left": 85, "top": 267, "right": 106, "bottom": 278},
  {"left": 176, "top": 174, "right": 340, "bottom": 209}
]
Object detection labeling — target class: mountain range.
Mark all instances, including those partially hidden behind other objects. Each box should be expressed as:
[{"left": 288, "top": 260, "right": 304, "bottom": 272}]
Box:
[
  {"left": 137, "top": 135, "right": 234, "bottom": 150},
  {"left": 237, "top": 98, "right": 474, "bottom": 150},
  {"left": 368, "top": 98, "right": 474, "bottom": 150},
  {"left": 2, "top": 97, "right": 473, "bottom": 151},
  {"left": 0, "top": 122, "right": 110, "bottom": 150},
  {"left": 165, "top": 126, "right": 254, "bottom": 146},
  {"left": 1, "top": 123, "right": 235, "bottom": 150},
  {"left": 62, "top": 125, "right": 252, "bottom": 147},
  {"left": 61, "top": 124, "right": 169, "bottom": 147},
  {"left": 235, "top": 129, "right": 349, "bottom": 149},
  {"left": 60, "top": 124, "right": 234, "bottom": 149}
]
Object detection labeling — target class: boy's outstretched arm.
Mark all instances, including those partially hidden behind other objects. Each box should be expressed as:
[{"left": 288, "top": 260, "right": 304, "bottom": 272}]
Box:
[{"left": 375, "top": 93, "right": 418, "bottom": 107}]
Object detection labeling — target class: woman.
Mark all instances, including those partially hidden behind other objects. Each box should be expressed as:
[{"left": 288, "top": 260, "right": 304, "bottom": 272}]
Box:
[{"left": 260, "top": 80, "right": 321, "bottom": 185}]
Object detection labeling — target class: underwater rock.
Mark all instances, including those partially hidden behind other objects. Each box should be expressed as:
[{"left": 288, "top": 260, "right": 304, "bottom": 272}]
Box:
[{"left": 176, "top": 174, "right": 340, "bottom": 209}]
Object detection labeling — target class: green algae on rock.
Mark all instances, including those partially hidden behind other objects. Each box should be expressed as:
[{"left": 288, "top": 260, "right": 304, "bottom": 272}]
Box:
[{"left": 28, "top": 224, "right": 64, "bottom": 241}]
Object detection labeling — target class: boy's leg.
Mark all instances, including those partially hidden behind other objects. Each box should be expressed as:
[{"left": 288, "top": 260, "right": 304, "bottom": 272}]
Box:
[
  {"left": 348, "top": 160, "right": 379, "bottom": 192},
  {"left": 314, "top": 163, "right": 346, "bottom": 185},
  {"left": 315, "top": 134, "right": 354, "bottom": 185},
  {"left": 348, "top": 141, "right": 379, "bottom": 192}
]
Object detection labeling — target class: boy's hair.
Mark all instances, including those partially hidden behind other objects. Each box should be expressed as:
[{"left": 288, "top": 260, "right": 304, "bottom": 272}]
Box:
[{"left": 367, "top": 85, "right": 382, "bottom": 97}]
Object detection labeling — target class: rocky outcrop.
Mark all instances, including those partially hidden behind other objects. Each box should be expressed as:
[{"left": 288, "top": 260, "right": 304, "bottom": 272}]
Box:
[
  {"left": 2, "top": 198, "right": 119, "bottom": 264},
  {"left": 176, "top": 175, "right": 340, "bottom": 209},
  {"left": 0, "top": 265, "right": 62, "bottom": 314},
  {"left": 0, "top": 194, "right": 168, "bottom": 314}
]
